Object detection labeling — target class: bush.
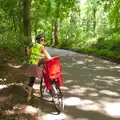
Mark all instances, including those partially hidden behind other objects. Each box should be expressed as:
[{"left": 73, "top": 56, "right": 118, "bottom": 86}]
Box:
[
  {"left": 59, "top": 39, "right": 73, "bottom": 49},
  {"left": 91, "top": 36, "right": 120, "bottom": 53}
]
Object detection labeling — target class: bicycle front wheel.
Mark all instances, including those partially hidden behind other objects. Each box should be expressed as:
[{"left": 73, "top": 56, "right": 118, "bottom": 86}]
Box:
[{"left": 50, "top": 80, "right": 64, "bottom": 112}]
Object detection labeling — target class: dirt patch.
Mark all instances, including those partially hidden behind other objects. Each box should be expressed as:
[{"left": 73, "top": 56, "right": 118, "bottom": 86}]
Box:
[{"left": 0, "top": 49, "right": 40, "bottom": 120}]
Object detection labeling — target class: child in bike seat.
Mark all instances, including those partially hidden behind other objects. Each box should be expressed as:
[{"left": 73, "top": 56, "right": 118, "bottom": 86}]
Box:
[{"left": 25, "top": 34, "right": 51, "bottom": 101}]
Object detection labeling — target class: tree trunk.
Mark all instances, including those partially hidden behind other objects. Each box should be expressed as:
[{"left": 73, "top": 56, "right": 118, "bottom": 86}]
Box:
[
  {"left": 19, "top": 0, "right": 23, "bottom": 41},
  {"left": 93, "top": 7, "right": 96, "bottom": 34},
  {"left": 23, "top": 0, "right": 31, "bottom": 45},
  {"left": 53, "top": 0, "right": 60, "bottom": 47},
  {"left": 51, "top": 22, "right": 55, "bottom": 45},
  {"left": 54, "top": 20, "right": 59, "bottom": 46}
]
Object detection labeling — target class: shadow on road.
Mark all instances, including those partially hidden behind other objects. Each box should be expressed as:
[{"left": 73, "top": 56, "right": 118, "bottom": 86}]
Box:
[{"left": 58, "top": 50, "right": 120, "bottom": 120}]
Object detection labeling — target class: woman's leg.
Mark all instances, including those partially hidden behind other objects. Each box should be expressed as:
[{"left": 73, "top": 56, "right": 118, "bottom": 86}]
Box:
[{"left": 27, "top": 77, "right": 35, "bottom": 100}]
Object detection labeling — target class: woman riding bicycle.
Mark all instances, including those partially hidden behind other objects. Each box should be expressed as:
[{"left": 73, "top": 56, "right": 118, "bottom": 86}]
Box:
[{"left": 25, "top": 34, "right": 51, "bottom": 101}]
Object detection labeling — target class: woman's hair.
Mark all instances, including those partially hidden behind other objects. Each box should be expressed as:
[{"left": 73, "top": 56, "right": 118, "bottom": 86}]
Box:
[{"left": 35, "top": 34, "right": 45, "bottom": 43}]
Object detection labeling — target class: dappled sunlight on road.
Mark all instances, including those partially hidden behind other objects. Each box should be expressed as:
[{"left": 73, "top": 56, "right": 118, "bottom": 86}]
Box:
[
  {"left": 41, "top": 112, "right": 73, "bottom": 120},
  {"left": 76, "top": 99, "right": 100, "bottom": 111},
  {"left": 63, "top": 96, "right": 120, "bottom": 118},
  {"left": 99, "top": 90, "right": 119, "bottom": 97},
  {"left": 60, "top": 86, "right": 69, "bottom": 91},
  {"left": 102, "top": 102, "right": 120, "bottom": 118},
  {"left": 88, "top": 93, "right": 98, "bottom": 97},
  {"left": 76, "top": 61, "right": 85, "bottom": 65},
  {"left": 64, "top": 80, "right": 74, "bottom": 84},
  {"left": 65, "top": 86, "right": 96, "bottom": 96},
  {"left": 94, "top": 66, "right": 108, "bottom": 70},
  {"left": 67, "top": 88, "right": 82, "bottom": 96},
  {"left": 93, "top": 75, "right": 120, "bottom": 87},
  {"left": 0, "top": 85, "right": 7, "bottom": 89},
  {"left": 61, "top": 78, "right": 120, "bottom": 119},
  {"left": 108, "top": 65, "right": 120, "bottom": 72},
  {"left": 96, "top": 76, "right": 120, "bottom": 82},
  {"left": 64, "top": 97, "right": 81, "bottom": 106}
]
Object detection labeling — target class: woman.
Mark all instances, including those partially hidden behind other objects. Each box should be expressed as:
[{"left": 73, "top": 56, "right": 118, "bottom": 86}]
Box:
[{"left": 25, "top": 34, "right": 51, "bottom": 101}]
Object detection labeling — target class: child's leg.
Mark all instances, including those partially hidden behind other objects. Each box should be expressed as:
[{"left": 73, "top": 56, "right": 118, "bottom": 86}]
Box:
[{"left": 28, "top": 77, "right": 35, "bottom": 100}]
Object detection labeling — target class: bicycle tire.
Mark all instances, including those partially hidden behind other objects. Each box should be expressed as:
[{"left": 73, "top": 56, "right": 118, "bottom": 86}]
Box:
[
  {"left": 40, "top": 77, "right": 46, "bottom": 97},
  {"left": 50, "top": 80, "right": 64, "bottom": 112}
]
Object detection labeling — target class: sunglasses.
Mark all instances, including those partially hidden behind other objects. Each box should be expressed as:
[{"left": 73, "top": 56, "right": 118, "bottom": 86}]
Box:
[{"left": 40, "top": 38, "right": 45, "bottom": 41}]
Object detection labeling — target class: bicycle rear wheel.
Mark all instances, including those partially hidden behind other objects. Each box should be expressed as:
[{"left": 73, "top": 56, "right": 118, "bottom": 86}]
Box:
[
  {"left": 50, "top": 80, "right": 64, "bottom": 112},
  {"left": 40, "top": 77, "right": 46, "bottom": 97}
]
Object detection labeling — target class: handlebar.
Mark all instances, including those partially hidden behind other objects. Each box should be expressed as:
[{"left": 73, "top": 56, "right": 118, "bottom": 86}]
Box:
[{"left": 38, "top": 58, "right": 46, "bottom": 67}]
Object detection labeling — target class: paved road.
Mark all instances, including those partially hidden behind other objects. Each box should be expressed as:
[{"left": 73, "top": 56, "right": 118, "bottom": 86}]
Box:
[{"left": 37, "top": 48, "right": 120, "bottom": 120}]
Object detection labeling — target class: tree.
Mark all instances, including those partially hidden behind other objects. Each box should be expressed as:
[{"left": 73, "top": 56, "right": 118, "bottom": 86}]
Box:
[{"left": 23, "top": 0, "right": 31, "bottom": 45}]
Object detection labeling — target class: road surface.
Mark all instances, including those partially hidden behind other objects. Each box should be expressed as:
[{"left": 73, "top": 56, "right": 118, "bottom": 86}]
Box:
[{"left": 39, "top": 48, "right": 120, "bottom": 120}]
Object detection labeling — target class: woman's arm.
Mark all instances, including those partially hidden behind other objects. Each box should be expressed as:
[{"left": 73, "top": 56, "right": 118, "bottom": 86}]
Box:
[{"left": 41, "top": 45, "right": 51, "bottom": 59}]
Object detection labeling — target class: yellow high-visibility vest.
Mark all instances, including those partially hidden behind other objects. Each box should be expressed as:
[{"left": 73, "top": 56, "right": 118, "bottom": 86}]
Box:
[{"left": 29, "top": 43, "right": 44, "bottom": 64}]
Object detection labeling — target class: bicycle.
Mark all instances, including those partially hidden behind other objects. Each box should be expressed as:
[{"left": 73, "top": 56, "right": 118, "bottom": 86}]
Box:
[{"left": 39, "top": 56, "right": 64, "bottom": 112}]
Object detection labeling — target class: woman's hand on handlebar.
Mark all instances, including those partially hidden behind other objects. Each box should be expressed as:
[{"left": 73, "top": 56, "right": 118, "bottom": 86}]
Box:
[{"left": 41, "top": 45, "right": 51, "bottom": 59}]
